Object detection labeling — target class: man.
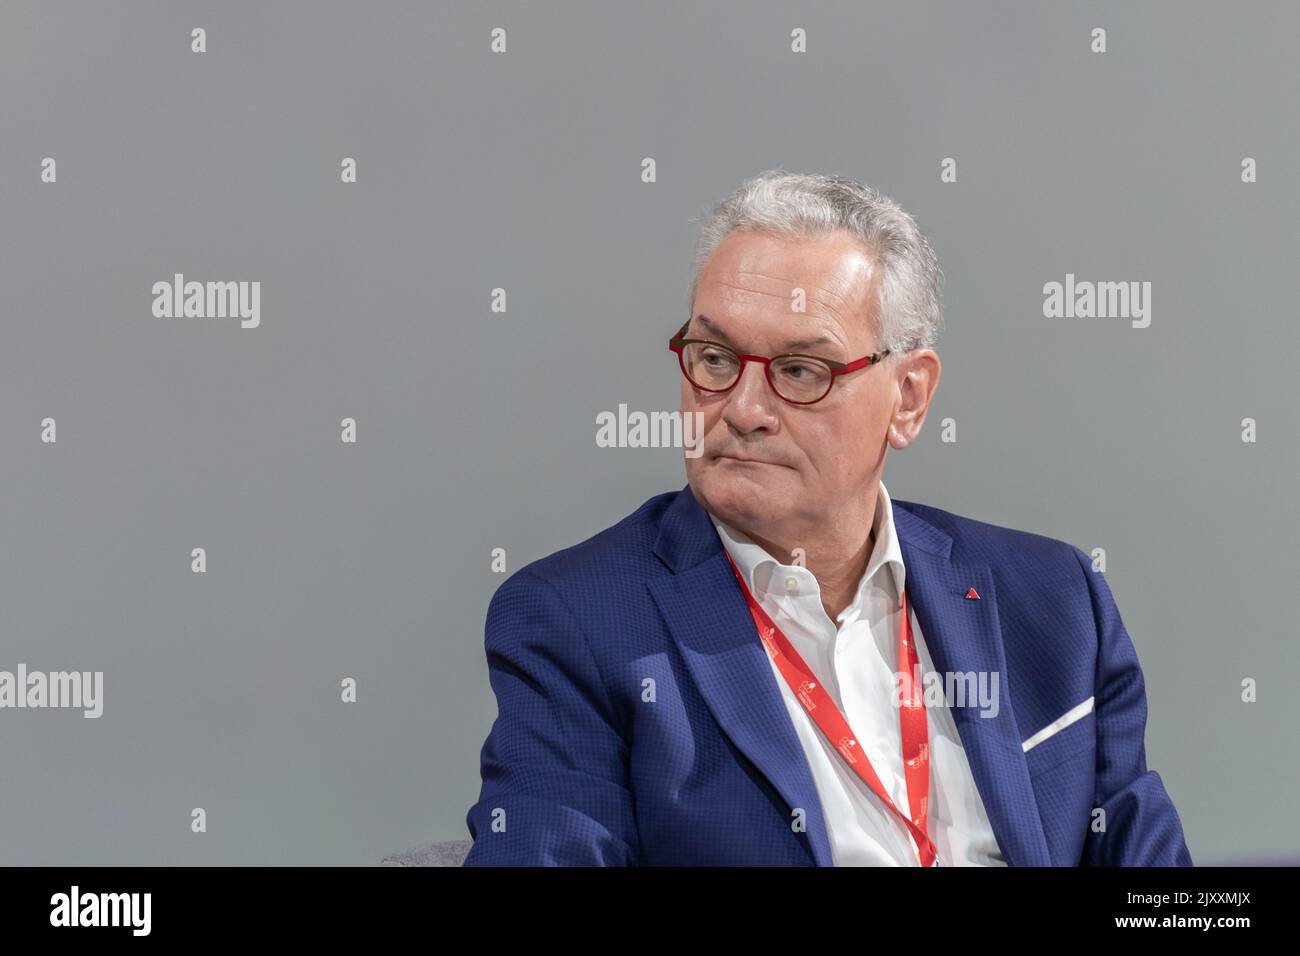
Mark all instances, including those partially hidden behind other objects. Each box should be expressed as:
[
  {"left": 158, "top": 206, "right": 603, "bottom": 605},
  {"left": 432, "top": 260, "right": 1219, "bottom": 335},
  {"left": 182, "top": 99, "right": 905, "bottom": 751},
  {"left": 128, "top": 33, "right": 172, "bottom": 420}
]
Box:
[{"left": 463, "top": 170, "right": 1193, "bottom": 866}]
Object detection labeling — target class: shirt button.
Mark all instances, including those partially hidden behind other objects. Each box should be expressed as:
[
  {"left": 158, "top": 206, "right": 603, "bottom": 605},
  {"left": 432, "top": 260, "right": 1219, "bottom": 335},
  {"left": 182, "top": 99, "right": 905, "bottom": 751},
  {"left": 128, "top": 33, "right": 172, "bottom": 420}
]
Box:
[{"left": 784, "top": 576, "right": 799, "bottom": 593}]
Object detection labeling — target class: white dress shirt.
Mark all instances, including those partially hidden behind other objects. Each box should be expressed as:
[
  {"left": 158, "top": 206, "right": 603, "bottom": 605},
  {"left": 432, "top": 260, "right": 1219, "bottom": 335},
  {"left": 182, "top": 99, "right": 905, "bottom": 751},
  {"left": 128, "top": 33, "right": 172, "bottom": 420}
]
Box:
[{"left": 709, "top": 480, "right": 1007, "bottom": 867}]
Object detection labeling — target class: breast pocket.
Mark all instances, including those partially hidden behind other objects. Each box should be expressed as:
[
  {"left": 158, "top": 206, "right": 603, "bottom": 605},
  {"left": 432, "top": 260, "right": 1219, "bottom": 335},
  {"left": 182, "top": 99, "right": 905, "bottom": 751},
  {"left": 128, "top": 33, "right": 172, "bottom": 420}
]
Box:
[{"left": 1023, "top": 710, "right": 1096, "bottom": 778}]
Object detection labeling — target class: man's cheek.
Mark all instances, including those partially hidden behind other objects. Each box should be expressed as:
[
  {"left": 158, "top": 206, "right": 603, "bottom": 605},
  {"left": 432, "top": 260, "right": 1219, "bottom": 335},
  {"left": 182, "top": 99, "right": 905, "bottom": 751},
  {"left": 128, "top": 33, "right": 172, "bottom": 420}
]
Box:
[{"left": 679, "top": 381, "right": 696, "bottom": 415}]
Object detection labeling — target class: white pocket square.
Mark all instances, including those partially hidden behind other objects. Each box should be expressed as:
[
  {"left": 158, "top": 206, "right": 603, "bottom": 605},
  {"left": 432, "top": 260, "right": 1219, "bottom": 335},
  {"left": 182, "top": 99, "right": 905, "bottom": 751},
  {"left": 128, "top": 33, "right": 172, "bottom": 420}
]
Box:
[{"left": 1022, "top": 696, "right": 1095, "bottom": 752}]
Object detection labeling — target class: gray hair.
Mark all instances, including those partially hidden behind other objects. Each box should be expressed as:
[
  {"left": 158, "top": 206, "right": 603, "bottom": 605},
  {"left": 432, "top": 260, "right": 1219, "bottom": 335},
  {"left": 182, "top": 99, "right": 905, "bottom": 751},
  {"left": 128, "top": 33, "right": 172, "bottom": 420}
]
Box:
[{"left": 687, "top": 169, "right": 944, "bottom": 354}]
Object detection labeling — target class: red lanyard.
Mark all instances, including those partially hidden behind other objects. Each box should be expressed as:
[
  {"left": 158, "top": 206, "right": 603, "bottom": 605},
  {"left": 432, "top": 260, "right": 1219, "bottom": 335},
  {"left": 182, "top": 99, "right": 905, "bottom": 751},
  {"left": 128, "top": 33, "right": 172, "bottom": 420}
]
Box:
[{"left": 725, "top": 552, "right": 938, "bottom": 867}]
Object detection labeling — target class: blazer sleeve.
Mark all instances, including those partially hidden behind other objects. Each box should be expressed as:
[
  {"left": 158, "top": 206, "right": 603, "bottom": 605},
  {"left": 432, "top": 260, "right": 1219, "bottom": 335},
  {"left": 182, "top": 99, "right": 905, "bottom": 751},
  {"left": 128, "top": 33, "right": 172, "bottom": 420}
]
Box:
[
  {"left": 1072, "top": 546, "right": 1193, "bottom": 866},
  {"left": 463, "top": 568, "right": 639, "bottom": 865}
]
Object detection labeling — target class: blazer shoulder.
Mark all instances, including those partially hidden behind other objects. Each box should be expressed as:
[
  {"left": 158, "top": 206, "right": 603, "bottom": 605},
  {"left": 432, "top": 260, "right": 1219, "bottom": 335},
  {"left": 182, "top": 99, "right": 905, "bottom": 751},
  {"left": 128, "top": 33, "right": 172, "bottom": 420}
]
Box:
[
  {"left": 495, "top": 488, "right": 679, "bottom": 597},
  {"left": 892, "top": 497, "right": 1089, "bottom": 576}
]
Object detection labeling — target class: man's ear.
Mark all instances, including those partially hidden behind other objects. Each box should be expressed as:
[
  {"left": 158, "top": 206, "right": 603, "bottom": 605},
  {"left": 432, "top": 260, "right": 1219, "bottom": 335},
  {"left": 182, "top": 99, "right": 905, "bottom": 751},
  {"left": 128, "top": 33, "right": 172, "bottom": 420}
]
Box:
[{"left": 888, "top": 351, "right": 941, "bottom": 448}]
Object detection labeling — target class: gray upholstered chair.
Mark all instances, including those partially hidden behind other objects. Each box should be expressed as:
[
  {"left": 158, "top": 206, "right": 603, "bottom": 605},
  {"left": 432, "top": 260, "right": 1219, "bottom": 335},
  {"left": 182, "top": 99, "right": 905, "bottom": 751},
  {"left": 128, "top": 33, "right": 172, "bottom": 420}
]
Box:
[{"left": 380, "top": 839, "right": 473, "bottom": 867}]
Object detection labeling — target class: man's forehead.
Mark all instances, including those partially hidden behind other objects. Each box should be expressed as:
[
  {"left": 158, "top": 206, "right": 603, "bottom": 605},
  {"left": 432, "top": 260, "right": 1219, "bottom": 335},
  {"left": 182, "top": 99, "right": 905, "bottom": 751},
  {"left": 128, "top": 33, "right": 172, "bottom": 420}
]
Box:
[
  {"left": 698, "top": 252, "right": 874, "bottom": 331},
  {"left": 692, "top": 313, "right": 845, "bottom": 353}
]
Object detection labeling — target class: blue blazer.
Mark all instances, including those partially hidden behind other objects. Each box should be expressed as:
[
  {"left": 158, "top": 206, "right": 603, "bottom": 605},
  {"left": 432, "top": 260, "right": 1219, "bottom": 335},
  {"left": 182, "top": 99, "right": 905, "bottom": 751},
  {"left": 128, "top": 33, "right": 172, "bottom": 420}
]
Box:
[{"left": 464, "top": 485, "right": 1193, "bottom": 866}]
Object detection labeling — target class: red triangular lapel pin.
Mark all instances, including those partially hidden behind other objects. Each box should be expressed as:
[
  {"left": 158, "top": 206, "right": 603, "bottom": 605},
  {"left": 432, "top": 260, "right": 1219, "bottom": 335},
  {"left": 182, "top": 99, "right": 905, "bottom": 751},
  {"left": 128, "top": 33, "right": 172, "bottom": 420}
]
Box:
[{"left": 964, "top": 586, "right": 981, "bottom": 600}]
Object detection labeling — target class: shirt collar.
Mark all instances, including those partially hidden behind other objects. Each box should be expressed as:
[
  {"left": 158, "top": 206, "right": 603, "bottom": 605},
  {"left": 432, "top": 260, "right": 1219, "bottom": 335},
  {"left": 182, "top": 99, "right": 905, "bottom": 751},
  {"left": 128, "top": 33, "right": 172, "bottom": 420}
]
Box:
[{"left": 708, "top": 479, "right": 906, "bottom": 617}]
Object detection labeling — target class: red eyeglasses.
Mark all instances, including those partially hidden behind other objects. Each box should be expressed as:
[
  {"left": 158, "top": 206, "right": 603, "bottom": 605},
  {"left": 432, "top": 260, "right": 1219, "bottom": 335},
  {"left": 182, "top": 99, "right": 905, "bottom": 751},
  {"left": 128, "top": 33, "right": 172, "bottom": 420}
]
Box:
[{"left": 668, "top": 319, "right": 890, "bottom": 406}]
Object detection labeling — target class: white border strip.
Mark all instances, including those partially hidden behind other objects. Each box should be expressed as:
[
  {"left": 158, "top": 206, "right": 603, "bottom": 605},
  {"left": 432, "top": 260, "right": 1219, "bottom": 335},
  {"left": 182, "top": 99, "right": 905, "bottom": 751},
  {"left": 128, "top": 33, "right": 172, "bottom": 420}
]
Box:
[{"left": 1021, "top": 696, "right": 1095, "bottom": 752}]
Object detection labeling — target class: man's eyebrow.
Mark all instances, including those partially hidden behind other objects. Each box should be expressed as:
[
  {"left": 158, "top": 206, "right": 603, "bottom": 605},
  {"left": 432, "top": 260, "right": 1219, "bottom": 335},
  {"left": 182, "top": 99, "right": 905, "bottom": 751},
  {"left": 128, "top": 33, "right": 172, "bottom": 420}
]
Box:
[{"left": 694, "top": 314, "right": 839, "bottom": 353}]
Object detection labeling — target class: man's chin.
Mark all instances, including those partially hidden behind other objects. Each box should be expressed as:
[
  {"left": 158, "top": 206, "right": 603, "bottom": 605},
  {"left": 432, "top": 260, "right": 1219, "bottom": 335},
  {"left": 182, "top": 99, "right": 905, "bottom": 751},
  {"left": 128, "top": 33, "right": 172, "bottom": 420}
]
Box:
[{"left": 689, "top": 467, "right": 793, "bottom": 525}]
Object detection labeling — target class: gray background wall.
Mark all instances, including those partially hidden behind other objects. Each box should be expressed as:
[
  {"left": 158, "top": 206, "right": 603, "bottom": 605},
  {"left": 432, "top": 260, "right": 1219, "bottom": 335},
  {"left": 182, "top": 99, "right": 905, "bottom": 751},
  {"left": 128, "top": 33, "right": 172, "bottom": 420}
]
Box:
[{"left": 1, "top": 0, "right": 1295, "bottom": 865}]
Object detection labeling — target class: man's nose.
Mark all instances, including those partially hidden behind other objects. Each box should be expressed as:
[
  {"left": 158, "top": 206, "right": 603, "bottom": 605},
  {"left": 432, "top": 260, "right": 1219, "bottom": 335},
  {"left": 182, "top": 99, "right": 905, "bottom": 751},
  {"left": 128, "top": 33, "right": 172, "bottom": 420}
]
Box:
[{"left": 721, "top": 361, "right": 780, "bottom": 432}]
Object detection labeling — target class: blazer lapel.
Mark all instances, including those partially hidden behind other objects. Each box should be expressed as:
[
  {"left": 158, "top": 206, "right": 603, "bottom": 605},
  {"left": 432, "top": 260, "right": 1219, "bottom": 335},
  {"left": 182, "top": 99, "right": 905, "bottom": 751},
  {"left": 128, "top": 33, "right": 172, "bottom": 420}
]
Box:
[
  {"left": 648, "top": 485, "right": 834, "bottom": 866},
  {"left": 892, "top": 502, "right": 1052, "bottom": 867}
]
